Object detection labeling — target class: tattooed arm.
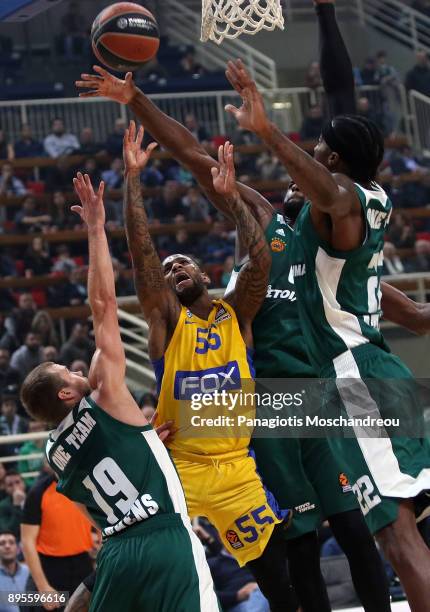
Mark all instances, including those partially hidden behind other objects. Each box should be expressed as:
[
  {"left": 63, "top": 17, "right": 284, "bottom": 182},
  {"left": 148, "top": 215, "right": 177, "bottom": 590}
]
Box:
[
  {"left": 123, "top": 121, "right": 180, "bottom": 360},
  {"left": 212, "top": 143, "right": 270, "bottom": 346}
]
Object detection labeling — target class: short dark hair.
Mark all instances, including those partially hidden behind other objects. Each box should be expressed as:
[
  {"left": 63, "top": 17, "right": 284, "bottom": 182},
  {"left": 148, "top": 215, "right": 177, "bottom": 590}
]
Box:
[
  {"left": 322, "top": 115, "right": 385, "bottom": 184},
  {"left": 20, "top": 362, "right": 66, "bottom": 424},
  {"left": 0, "top": 530, "right": 16, "bottom": 540},
  {"left": 5, "top": 470, "right": 22, "bottom": 479}
]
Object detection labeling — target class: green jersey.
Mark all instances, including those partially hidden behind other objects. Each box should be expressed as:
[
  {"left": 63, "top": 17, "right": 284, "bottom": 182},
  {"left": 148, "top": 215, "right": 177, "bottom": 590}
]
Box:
[
  {"left": 227, "top": 212, "right": 315, "bottom": 378},
  {"left": 290, "top": 183, "right": 392, "bottom": 374},
  {"left": 46, "top": 396, "right": 189, "bottom": 538}
]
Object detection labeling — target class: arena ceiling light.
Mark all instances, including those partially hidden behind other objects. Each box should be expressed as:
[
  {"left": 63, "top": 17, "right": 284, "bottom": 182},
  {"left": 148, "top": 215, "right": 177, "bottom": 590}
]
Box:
[{"left": 0, "top": 0, "right": 65, "bottom": 22}]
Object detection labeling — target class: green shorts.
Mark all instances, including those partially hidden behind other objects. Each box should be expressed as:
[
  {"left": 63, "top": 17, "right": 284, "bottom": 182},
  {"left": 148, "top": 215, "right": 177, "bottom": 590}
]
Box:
[
  {"left": 251, "top": 436, "right": 357, "bottom": 540},
  {"left": 320, "top": 343, "right": 430, "bottom": 535},
  {"left": 90, "top": 514, "right": 220, "bottom": 612}
]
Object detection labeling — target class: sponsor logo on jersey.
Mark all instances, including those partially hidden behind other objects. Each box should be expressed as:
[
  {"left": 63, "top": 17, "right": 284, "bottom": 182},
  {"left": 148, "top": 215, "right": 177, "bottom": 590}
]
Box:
[
  {"left": 275, "top": 228, "right": 285, "bottom": 237},
  {"left": 270, "top": 238, "right": 286, "bottom": 253},
  {"left": 266, "top": 285, "right": 296, "bottom": 301},
  {"left": 174, "top": 361, "right": 241, "bottom": 400},
  {"left": 226, "top": 529, "right": 244, "bottom": 549},
  {"left": 214, "top": 304, "right": 232, "bottom": 324},
  {"left": 294, "top": 501, "right": 316, "bottom": 514},
  {"left": 291, "top": 263, "right": 306, "bottom": 278},
  {"left": 339, "top": 472, "right": 353, "bottom": 493},
  {"left": 366, "top": 207, "right": 392, "bottom": 230},
  {"left": 186, "top": 310, "right": 193, "bottom": 318},
  {"left": 276, "top": 214, "right": 286, "bottom": 225}
]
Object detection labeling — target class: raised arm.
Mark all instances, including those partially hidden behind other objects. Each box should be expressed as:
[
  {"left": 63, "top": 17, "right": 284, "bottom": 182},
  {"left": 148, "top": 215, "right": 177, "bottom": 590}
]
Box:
[
  {"left": 71, "top": 174, "right": 126, "bottom": 394},
  {"left": 211, "top": 142, "right": 271, "bottom": 344},
  {"left": 224, "top": 60, "right": 358, "bottom": 220},
  {"left": 381, "top": 281, "right": 430, "bottom": 335},
  {"left": 75, "top": 66, "right": 273, "bottom": 228},
  {"left": 123, "top": 121, "right": 180, "bottom": 359}
]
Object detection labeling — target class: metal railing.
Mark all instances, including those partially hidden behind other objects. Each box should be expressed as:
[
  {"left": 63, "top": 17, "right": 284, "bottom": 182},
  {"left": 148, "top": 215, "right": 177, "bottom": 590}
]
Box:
[
  {"left": 409, "top": 88, "right": 430, "bottom": 155},
  {"left": 165, "top": 0, "right": 278, "bottom": 89},
  {"left": 0, "top": 85, "right": 399, "bottom": 146}
]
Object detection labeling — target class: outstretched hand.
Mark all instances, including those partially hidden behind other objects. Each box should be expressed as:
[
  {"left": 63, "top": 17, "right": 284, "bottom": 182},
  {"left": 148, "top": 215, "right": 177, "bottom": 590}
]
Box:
[
  {"left": 123, "top": 120, "right": 158, "bottom": 173},
  {"left": 225, "top": 59, "right": 270, "bottom": 136},
  {"left": 72, "top": 173, "right": 105, "bottom": 228},
  {"left": 211, "top": 141, "right": 239, "bottom": 201},
  {"left": 75, "top": 65, "right": 136, "bottom": 104}
]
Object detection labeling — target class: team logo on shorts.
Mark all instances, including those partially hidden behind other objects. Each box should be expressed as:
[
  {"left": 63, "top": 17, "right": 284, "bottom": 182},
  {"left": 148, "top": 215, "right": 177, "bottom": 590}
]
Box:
[
  {"left": 270, "top": 238, "right": 286, "bottom": 253},
  {"left": 339, "top": 473, "right": 352, "bottom": 493},
  {"left": 226, "top": 529, "right": 244, "bottom": 549},
  {"left": 117, "top": 17, "right": 128, "bottom": 29}
]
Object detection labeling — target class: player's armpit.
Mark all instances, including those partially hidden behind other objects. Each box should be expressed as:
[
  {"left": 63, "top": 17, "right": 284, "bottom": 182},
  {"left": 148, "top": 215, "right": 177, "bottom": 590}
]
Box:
[{"left": 381, "top": 281, "right": 430, "bottom": 335}]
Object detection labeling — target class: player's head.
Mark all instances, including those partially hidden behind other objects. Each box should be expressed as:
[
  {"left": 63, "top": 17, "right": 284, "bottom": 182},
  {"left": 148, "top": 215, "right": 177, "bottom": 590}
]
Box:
[
  {"left": 315, "top": 115, "right": 384, "bottom": 184},
  {"left": 162, "top": 254, "right": 210, "bottom": 306},
  {"left": 21, "top": 362, "right": 91, "bottom": 426},
  {"left": 283, "top": 180, "right": 306, "bottom": 224}
]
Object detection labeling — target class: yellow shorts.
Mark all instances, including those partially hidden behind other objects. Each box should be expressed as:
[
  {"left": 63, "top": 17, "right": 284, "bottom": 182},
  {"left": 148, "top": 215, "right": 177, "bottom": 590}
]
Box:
[{"left": 172, "top": 450, "right": 290, "bottom": 566}]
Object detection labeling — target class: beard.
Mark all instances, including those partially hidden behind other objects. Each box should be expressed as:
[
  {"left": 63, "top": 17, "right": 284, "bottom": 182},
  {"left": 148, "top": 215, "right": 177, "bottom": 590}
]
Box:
[
  {"left": 176, "top": 280, "right": 205, "bottom": 307},
  {"left": 283, "top": 197, "right": 306, "bottom": 225}
]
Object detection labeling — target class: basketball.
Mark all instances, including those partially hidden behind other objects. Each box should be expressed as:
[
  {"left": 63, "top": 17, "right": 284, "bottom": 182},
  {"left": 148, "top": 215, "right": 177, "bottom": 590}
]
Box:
[{"left": 91, "top": 2, "right": 160, "bottom": 72}]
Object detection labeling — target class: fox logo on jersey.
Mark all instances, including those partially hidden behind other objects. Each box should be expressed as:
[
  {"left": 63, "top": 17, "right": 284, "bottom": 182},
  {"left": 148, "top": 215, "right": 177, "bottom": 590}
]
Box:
[{"left": 174, "top": 361, "right": 241, "bottom": 400}]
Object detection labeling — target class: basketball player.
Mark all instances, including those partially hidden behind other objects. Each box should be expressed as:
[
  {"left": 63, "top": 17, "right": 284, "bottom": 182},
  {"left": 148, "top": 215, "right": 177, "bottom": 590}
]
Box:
[
  {"left": 20, "top": 171, "right": 219, "bottom": 612},
  {"left": 224, "top": 51, "right": 430, "bottom": 612}
]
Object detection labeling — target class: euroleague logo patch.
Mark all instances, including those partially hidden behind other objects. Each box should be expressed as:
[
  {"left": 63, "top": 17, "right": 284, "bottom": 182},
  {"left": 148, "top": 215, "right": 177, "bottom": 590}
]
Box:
[
  {"left": 339, "top": 472, "right": 353, "bottom": 493},
  {"left": 226, "top": 529, "right": 244, "bottom": 549},
  {"left": 270, "top": 238, "right": 286, "bottom": 253}
]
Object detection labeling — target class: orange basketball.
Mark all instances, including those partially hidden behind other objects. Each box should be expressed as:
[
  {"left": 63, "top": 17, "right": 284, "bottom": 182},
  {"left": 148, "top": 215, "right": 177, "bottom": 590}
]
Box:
[{"left": 91, "top": 2, "right": 159, "bottom": 72}]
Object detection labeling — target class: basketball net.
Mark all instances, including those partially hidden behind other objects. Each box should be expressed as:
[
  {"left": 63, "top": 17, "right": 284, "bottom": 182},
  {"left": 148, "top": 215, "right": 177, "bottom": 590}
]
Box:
[{"left": 201, "top": 0, "right": 284, "bottom": 44}]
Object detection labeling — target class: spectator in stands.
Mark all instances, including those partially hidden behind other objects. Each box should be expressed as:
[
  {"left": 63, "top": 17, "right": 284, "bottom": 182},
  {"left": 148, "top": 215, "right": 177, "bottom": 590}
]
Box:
[
  {"left": 138, "top": 392, "right": 157, "bottom": 420},
  {"left": 31, "top": 312, "right": 59, "bottom": 349},
  {"left": 360, "top": 57, "right": 378, "bottom": 86},
  {"left": 151, "top": 180, "right": 185, "bottom": 221},
  {"left": 112, "top": 260, "right": 134, "bottom": 297},
  {"left": 79, "top": 157, "right": 101, "bottom": 186},
  {"left": 46, "top": 157, "right": 75, "bottom": 193},
  {"left": 140, "top": 57, "right": 169, "bottom": 81},
  {"left": 167, "top": 228, "right": 197, "bottom": 257},
  {"left": 305, "top": 61, "right": 322, "bottom": 90},
  {"left": 221, "top": 255, "right": 234, "bottom": 288},
  {"left": 179, "top": 48, "right": 205, "bottom": 77},
  {"left": 44, "top": 118, "right": 80, "bottom": 159},
  {"left": 42, "top": 346, "right": 58, "bottom": 363},
  {"left": 70, "top": 359, "right": 89, "bottom": 377},
  {"left": 0, "top": 464, "right": 5, "bottom": 503},
  {"left": 0, "top": 471, "right": 26, "bottom": 540},
  {"left": 387, "top": 211, "right": 417, "bottom": 250},
  {"left": 387, "top": 145, "right": 429, "bottom": 207},
  {"left": 414, "top": 238, "right": 430, "bottom": 271},
  {"left": 14, "top": 197, "right": 51, "bottom": 234},
  {"left": 79, "top": 127, "right": 103, "bottom": 157},
  {"left": 375, "top": 50, "right": 401, "bottom": 134},
  {"left": 0, "top": 349, "right": 20, "bottom": 394},
  {"left": 200, "top": 221, "right": 235, "bottom": 264},
  {"left": 50, "top": 191, "right": 76, "bottom": 230},
  {"left": 18, "top": 421, "right": 45, "bottom": 487},
  {"left": 405, "top": 50, "right": 430, "bottom": 96},
  {"left": 51, "top": 244, "right": 77, "bottom": 275},
  {"left": 105, "top": 118, "right": 126, "bottom": 158},
  {"left": 0, "top": 163, "right": 26, "bottom": 197},
  {"left": 383, "top": 242, "right": 405, "bottom": 275},
  {"left": 184, "top": 114, "right": 209, "bottom": 144},
  {"left": 181, "top": 186, "right": 212, "bottom": 223},
  {"left": 14, "top": 125, "right": 44, "bottom": 159},
  {"left": 101, "top": 157, "right": 124, "bottom": 190},
  {"left": 47, "top": 266, "right": 88, "bottom": 308},
  {"left": 5, "top": 293, "right": 37, "bottom": 345},
  {"left": 23, "top": 237, "right": 51, "bottom": 277},
  {"left": 141, "top": 159, "right": 164, "bottom": 187},
  {"left": 255, "top": 152, "right": 290, "bottom": 181},
  {"left": 0, "top": 531, "right": 30, "bottom": 608},
  {"left": 0, "top": 253, "right": 17, "bottom": 277},
  {"left": 0, "top": 391, "right": 28, "bottom": 437},
  {"left": 300, "top": 104, "right": 325, "bottom": 140},
  {"left": 194, "top": 521, "right": 269, "bottom": 612},
  {"left": 59, "top": 322, "right": 95, "bottom": 368},
  {"left": 357, "top": 96, "right": 386, "bottom": 134},
  {"left": 0, "top": 131, "right": 14, "bottom": 161},
  {"left": 21, "top": 465, "right": 93, "bottom": 611},
  {"left": 10, "top": 332, "right": 44, "bottom": 379}
]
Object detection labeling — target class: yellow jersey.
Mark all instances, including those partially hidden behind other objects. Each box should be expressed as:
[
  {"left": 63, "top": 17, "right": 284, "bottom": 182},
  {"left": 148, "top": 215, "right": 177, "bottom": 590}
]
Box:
[{"left": 153, "top": 299, "right": 255, "bottom": 458}]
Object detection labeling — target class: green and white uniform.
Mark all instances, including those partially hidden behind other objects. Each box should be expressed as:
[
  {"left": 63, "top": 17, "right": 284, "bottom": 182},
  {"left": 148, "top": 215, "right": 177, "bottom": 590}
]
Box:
[
  {"left": 290, "top": 183, "right": 430, "bottom": 533},
  {"left": 227, "top": 212, "right": 358, "bottom": 540},
  {"left": 46, "top": 396, "right": 219, "bottom": 612}
]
